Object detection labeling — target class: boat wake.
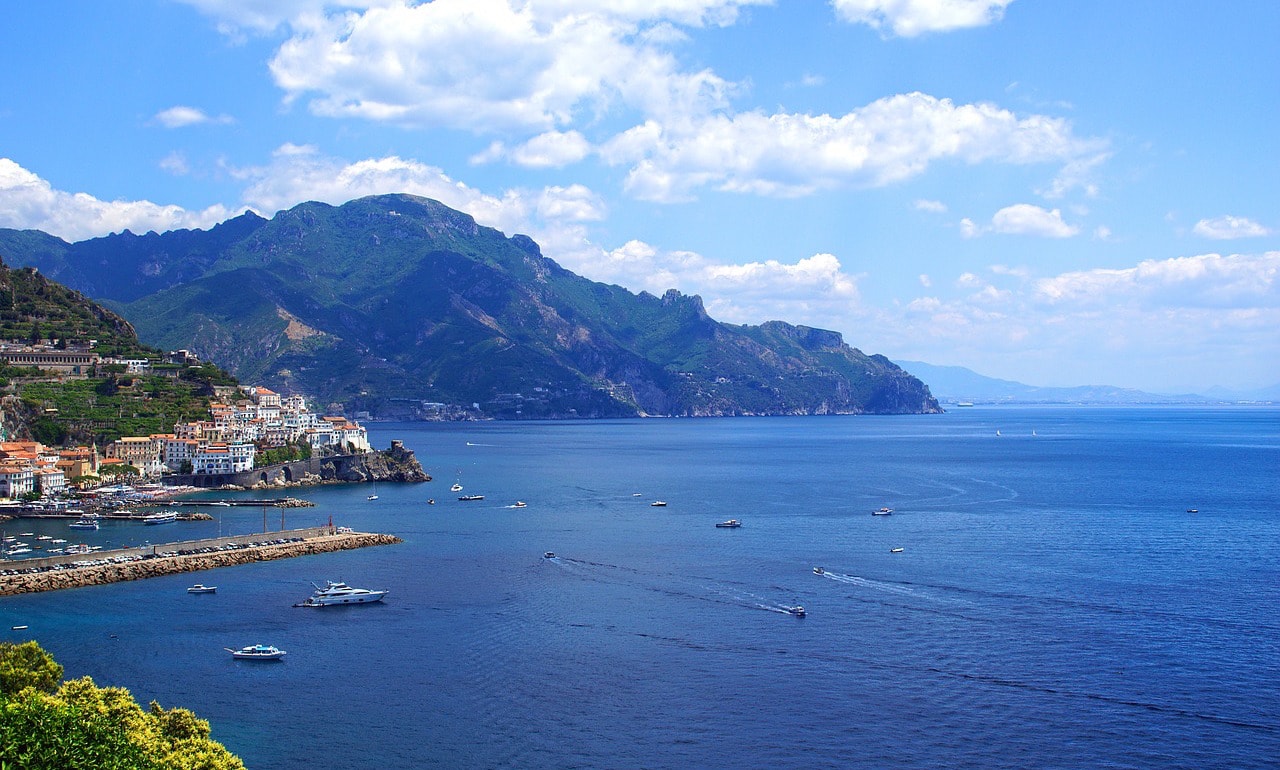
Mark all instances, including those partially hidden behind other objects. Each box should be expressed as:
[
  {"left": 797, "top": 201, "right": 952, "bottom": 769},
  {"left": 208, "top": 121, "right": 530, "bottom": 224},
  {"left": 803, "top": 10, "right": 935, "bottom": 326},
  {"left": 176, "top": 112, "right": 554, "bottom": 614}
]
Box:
[{"left": 551, "top": 556, "right": 805, "bottom": 617}]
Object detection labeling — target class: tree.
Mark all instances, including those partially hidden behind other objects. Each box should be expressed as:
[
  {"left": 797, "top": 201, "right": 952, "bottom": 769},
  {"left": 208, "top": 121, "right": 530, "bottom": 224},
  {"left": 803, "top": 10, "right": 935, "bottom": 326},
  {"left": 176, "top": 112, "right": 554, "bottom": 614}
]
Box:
[
  {"left": 0, "top": 643, "right": 245, "bottom": 770},
  {"left": 0, "top": 641, "right": 62, "bottom": 696}
]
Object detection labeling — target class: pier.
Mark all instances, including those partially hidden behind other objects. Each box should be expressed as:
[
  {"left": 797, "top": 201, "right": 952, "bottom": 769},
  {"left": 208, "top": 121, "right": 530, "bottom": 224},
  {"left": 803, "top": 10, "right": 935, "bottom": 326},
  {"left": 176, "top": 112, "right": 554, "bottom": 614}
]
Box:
[{"left": 0, "top": 528, "right": 401, "bottom": 596}]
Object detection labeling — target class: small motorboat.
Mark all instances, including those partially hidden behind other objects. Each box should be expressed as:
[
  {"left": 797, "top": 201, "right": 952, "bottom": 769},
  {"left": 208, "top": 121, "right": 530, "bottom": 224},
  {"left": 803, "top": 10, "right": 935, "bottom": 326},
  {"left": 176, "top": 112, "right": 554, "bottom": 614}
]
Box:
[
  {"left": 715, "top": 519, "right": 741, "bottom": 528},
  {"left": 458, "top": 494, "right": 484, "bottom": 501},
  {"left": 427, "top": 499, "right": 436, "bottom": 505},
  {"left": 450, "top": 483, "right": 463, "bottom": 492},
  {"left": 890, "top": 547, "right": 904, "bottom": 553},
  {"left": 650, "top": 501, "right": 668, "bottom": 507},
  {"left": 632, "top": 493, "right": 642, "bottom": 497},
  {"left": 787, "top": 606, "right": 806, "bottom": 618},
  {"left": 1186, "top": 508, "right": 1198, "bottom": 513},
  {"left": 367, "top": 494, "right": 379, "bottom": 501},
  {"left": 513, "top": 501, "right": 527, "bottom": 508},
  {"left": 544, "top": 552, "right": 555, "bottom": 559},
  {"left": 812, "top": 567, "right": 824, "bottom": 575},
  {"left": 872, "top": 507, "right": 894, "bottom": 516},
  {"left": 187, "top": 584, "right": 217, "bottom": 594},
  {"left": 226, "top": 644, "right": 286, "bottom": 661}
]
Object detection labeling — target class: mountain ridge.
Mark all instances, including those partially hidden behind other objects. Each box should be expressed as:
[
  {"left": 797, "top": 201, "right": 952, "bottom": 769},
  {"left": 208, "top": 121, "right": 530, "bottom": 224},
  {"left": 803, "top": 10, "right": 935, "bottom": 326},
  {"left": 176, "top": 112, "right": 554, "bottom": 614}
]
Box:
[
  {"left": 0, "top": 194, "right": 940, "bottom": 419},
  {"left": 892, "top": 360, "right": 1275, "bottom": 404}
]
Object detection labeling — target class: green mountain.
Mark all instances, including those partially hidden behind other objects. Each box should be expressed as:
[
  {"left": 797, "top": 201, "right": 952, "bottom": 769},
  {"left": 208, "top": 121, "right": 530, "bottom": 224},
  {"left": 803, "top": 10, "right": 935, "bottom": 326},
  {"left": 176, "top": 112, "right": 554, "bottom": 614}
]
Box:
[
  {"left": 0, "top": 259, "right": 235, "bottom": 446},
  {"left": 0, "top": 195, "right": 939, "bottom": 418}
]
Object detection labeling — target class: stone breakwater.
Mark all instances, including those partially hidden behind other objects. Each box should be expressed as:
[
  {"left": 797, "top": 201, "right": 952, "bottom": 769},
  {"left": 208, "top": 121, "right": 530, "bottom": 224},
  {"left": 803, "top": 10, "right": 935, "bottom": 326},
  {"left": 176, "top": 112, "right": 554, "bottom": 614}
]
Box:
[{"left": 0, "top": 533, "right": 401, "bottom": 596}]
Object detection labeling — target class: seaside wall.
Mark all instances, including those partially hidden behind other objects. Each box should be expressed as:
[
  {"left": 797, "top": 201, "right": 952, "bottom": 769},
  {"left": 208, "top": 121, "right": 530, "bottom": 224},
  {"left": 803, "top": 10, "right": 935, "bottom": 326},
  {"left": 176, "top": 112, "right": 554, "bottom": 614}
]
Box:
[{"left": 0, "top": 530, "right": 401, "bottom": 596}]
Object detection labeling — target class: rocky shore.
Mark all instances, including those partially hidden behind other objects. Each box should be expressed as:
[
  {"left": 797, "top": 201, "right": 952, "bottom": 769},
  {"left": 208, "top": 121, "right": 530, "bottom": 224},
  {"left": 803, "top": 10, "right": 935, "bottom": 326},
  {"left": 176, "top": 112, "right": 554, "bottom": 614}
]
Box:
[{"left": 0, "top": 532, "right": 401, "bottom": 596}]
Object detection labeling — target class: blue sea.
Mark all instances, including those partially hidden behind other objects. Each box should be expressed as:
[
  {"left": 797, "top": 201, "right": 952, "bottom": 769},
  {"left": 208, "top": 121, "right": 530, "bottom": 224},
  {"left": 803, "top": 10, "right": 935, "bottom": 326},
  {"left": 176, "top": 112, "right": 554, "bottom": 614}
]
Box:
[{"left": 3, "top": 407, "right": 1278, "bottom": 769}]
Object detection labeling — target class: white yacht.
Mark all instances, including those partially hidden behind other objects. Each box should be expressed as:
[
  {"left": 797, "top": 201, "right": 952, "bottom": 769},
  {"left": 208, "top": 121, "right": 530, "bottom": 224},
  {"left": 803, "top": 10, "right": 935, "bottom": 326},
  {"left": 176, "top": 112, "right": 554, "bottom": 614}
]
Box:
[
  {"left": 294, "top": 580, "right": 387, "bottom": 607},
  {"left": 188, "top": 584, "right": 217, "bottom": 594},
  {"left": 144, "top": 511, "right": 178, "bottom": 525},
  {"left": 69, "top": 513, "right": 100, "bottom": 530},
  {"left": 226, "top": 644, "right": 286, "bottom": 660}
]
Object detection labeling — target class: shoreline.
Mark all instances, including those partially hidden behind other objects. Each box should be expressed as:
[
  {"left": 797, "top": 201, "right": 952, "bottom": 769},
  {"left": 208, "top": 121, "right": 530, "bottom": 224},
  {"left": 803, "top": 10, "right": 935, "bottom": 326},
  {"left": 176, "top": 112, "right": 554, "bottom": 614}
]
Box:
[{"left": 0, "top": 531, "right": 401, "bottom": 596}]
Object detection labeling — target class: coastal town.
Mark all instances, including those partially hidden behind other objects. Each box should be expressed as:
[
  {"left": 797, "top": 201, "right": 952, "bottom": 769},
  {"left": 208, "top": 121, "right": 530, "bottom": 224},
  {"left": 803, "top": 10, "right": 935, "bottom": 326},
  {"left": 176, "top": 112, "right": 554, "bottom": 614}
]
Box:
[{"left": 0, "top": 381, "right": 370, "bottom": 500}]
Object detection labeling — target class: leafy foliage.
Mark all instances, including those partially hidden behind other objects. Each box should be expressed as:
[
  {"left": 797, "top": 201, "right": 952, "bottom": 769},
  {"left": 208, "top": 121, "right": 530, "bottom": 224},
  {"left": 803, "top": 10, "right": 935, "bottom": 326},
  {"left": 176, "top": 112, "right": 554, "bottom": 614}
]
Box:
[{"left": 0, "top": 643, "right": 244, "bottom": 770}]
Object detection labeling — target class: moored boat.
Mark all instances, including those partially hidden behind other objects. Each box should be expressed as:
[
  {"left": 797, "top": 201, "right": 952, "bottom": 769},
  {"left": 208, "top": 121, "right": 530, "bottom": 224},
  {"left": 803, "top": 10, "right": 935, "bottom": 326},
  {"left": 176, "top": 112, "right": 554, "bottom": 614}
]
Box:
[
  {"left": 69, "top": 514, "right": 100, "bottom": 530},
  {"left": 144, "top": 511, "right": 178, "bottom": 525},
  {"left": 188, "top": 584, "right": 217, "bottom": 594},
  {"left": 294, "top": 580, "right": 387, "bottom": 607}
]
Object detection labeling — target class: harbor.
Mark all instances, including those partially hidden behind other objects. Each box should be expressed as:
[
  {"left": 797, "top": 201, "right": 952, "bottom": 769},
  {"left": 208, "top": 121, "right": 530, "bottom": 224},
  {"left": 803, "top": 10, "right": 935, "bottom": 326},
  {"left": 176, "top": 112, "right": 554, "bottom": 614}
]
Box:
[{"left": 0, "top": 527, "right": 401, "bottom": 596}]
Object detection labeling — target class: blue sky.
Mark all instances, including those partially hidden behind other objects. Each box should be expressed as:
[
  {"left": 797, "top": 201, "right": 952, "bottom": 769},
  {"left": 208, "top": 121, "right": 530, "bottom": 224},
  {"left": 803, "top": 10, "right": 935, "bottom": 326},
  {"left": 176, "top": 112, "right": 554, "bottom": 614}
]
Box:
[{"left": 1, "top": 0, "right": 1277, "bottom": 392}]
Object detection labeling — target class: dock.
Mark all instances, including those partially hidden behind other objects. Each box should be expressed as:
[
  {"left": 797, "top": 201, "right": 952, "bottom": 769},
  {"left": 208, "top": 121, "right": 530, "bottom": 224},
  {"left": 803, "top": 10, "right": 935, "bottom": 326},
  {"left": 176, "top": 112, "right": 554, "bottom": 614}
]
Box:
[{"left": 0, "top": 528, "right": 401, "bottom": 596}]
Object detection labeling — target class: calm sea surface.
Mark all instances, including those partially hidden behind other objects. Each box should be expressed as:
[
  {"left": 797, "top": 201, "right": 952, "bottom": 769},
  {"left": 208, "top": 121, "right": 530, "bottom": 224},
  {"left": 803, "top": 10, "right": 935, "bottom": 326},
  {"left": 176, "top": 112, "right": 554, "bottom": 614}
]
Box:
[{"left": 3, "top": 407, "right": 1278, "bottom": 769}]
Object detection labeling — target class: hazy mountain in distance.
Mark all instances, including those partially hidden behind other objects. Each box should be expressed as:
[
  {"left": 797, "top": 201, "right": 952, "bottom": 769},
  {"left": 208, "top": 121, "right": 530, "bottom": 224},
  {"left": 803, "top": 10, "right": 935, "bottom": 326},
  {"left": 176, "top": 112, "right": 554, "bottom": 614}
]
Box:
[{"left": 893, "top": 361, "right": 1222, "bottom": 404}]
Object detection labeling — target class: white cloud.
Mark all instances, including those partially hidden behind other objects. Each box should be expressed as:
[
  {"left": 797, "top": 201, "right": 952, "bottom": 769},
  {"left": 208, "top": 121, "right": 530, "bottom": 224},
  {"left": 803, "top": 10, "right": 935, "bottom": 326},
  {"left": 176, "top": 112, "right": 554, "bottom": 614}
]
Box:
[
  {"left": 1034, "top": 252, "right": 1280, "bottom": 309},
  {"left": 1192, "top": 215, "right": 1271, "bottom": 240},
  {"left": 990, "top": 203, "right": 1078, "bottom": 237},
  {"left": 603, "top": 93, "right": 1099, "bottom": 202},
  {"left": 0, "top": 158, "right": 239, "bottom": 241},
  {"left": 507, "top": 131, "right": 594, "bottom": 168},
  {"left": 832, "top": 0, "right": 1015, "bottom": 37},
  {"left": 887, "top": 251, "right": 1280, "bottom": 390},
  {"left": 914, "top": 198, "right": 947, "bottom": 213},
  {"left": 159, "top": 151, "right": 190, "bottom": 176},
  {"left": 153, "top": 105, "right": 234, "bottom": 128},
  {"left": 265, "top": 0, "right": 750, "bottom": 132}
]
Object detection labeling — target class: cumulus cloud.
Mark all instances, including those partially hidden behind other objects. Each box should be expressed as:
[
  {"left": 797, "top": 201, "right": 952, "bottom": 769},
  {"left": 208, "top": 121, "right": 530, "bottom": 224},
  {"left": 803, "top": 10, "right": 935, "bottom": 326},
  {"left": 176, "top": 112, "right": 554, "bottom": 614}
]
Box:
[
  {"left": 887, "top": 251, "right": 1280, "bottom": 390},
  {"left": 187, "top": 1, "right": 1097, "bottom": 203},
  {"left": 0, "top": 158, "right": 240, "bottom": 241},
  {"left": 1035, "top": 252, "right": 1280, "bottom": 309},
  {"left": 962, "top": 203, "right": 1079, "bottom": 238},
  {"left": 832, "top": 0, "right": 1015, "bottom": 37},
  {"left": 1192, "top": 215, "right": 1271, "bottom": 240},
  {"left": 602, "top": 93, "right": 1099, "bottom": 202},
  {"left": 493, "top": 131, "right": 594, "bottom": 168},
  {"left": 991, "top": 204, "right": 1078, "bottom": 237},
  {"left": 153, "top": 105, "right": 234, "bottom": 128},
  {"left": 265, "top": 0, "right": 748, "bottom": 131}
]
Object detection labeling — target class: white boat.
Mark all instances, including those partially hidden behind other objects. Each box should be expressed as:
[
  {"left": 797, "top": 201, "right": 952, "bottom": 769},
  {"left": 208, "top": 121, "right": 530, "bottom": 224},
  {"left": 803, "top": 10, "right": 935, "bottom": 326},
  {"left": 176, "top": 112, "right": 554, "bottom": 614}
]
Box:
[
  {"left": 4, "top": 547, "right": 32, "bottom": 556},
  {"left": 226, "top": 644, "right": 286, "bottom": 661},
  {"left": 956, "top": 401, "right": 974, "bottom": 407},
  {"left": 715, "top": 519, "right": 741, "bottom": 528},
  {"left": 544, "top": 551, "right": 556, "bottom": 559},
  {"left": 512, "top": 501, "right": 527, "bottom": 508},
  {"left": 51, "top": 539, "right": 67, "bottom": 544},
  {"left": 650, "top": 501, "right": 668, "bottom": 507},
  {"left": 458, "top": 494, "right": 484, "bottom": 501},
  {"left": 890, "top": 547, "right": 904, "bottom": 553},
  {"left": 813, "top": 567, "right": 824, "bottom": 575},
  {"left": 144, "top": 511, "right": 178, "bottom": 525},
  {"left": 188, "top": 584, "right": 217, "bottom": 594},
  {"left": 68, "top": 514, "right": 100, "bottom": 530},
  {"left": 211, "top": 501, "right": 232, "bottom": 507},
  {"left": 367, "top": 494, "right": 379, "bottom": 501},
  {"left": 64, "top": 544, "right": 92, "bottom": 555},
  {"left": 294, "top": 580, "right": 387, "bottom": 607},
  {"left": 787, "top": 606, "right": 806, "bottom": 617},
  {"left": 450, "top": 483, "right": 463, "bottom": 492},
  {"left": 872, "top": 507, "right": 894, "bottom": 516}
]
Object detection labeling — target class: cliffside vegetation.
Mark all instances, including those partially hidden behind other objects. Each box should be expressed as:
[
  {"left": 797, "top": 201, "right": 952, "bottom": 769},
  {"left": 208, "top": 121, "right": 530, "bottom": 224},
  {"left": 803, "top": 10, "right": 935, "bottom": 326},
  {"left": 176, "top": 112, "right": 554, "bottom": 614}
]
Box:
[
  {"left": 0, "top": 259, "right": 237, "bottom": 446},
  {"left": 0, "top": 195, "right": 940, "bottom": 418},
  {"left": 0, "top": 640, "right": 244, "bottom": 769}
]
